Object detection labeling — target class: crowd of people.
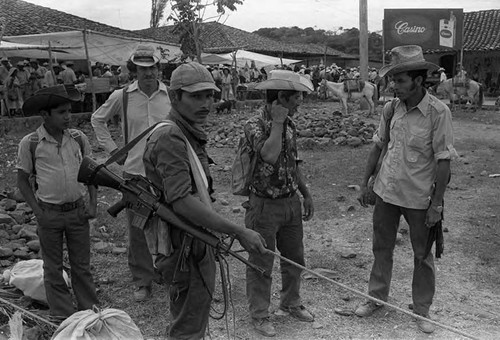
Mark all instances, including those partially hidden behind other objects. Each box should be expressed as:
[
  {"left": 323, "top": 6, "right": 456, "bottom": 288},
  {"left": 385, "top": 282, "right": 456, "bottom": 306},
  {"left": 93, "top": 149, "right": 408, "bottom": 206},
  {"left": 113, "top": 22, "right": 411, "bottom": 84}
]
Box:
[
  {"left": 12, "top": 43, "right": 456, "bottom": 338},
  {"left": 0, "top": 57, "right": 132, "bottom": 117},
  {"left": 204, "top": 61, "right": 382, "bottom": 103}
]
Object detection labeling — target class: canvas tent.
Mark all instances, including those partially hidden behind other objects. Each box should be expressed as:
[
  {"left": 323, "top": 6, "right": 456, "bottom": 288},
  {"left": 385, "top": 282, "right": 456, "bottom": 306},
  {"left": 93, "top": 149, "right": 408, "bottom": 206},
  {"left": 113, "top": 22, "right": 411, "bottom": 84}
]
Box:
[
  {"left": 2, "top": 30, "right": 182, "bottom": 65},
  {"left": 0, "top": 40, "right": 74, "bottom": 53},
  {"left": 202, "top": 49, "right": 301, "bottom": 68}
]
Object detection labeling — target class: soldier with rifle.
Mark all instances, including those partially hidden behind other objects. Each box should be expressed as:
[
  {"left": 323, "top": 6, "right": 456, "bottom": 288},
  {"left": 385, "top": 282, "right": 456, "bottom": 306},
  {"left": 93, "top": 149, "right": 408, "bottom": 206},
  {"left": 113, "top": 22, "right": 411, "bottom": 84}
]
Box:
[{"left": 142, "top": 62, "right": 266, "bottom": 339}]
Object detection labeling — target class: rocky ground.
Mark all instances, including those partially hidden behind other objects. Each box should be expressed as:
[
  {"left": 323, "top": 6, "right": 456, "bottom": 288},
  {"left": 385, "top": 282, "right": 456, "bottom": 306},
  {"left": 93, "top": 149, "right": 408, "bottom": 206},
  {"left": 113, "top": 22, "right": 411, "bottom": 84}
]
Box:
[{"left": 0, "top": 99, "right": 499, "bottom": 339}]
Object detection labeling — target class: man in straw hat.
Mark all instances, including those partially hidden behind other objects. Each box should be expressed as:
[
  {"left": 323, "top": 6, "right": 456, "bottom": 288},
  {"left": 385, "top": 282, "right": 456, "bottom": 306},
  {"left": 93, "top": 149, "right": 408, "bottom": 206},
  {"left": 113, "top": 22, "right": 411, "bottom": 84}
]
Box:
[
  {"left": 142, "top": 61, "right": 266, "bottom": 339},
  {"left": 16, "top": 85, "right": 99, "bottom": 323},
  {"left": 356, "top": 45, "right": 458, "bottom": 334},
  {"left": 242, "top": 70, "right": 315, "bottom": 337},
  {"left": 91, "top": 45, "right": 171, "bottom": 303}
]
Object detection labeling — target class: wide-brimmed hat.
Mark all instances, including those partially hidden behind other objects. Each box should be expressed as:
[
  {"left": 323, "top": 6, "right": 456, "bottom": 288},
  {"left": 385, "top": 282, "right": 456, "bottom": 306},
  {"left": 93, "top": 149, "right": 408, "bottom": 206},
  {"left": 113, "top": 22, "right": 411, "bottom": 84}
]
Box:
[
  {"left": 130, "top": 45, "right": 160, "bottom": 67},
  {"left": 16, "top": 61, "right": 25, "bottom": 67},
  {"left": 23, "top": 84, "right": 81, "bottom": 115},
  {"left": 379, "top": 45, "right": 438, "bottom": 77},
  {"left": 255, "top": 69, "right": 314, "bottom": 93},
  {"left": 437, "top": 67, "right": 445, "bottom": 72},
  {"left": 1, "top": 57, "right": 8, "bottom": 62},
  {"left": 170, "top": 62, "right": 220, "bottom": 93}
]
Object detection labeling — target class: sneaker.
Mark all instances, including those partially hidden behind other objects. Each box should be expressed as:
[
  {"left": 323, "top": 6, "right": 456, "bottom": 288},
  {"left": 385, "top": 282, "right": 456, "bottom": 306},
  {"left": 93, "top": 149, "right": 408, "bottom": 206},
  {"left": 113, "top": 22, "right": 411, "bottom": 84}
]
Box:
[
  {"left": 279, "top": 305, "right": 315, "bottom": 322},
  {"left": 354, "top": 300, "right": 383, "bottom": 317},
  {"left": 134, "top": 286, "right": 151, "bottom": 302},
  {"left": 415, "top": 313, "right": 435, "bottom": 334},
  {"left": 251, "top": 317, "right": 276, "bottom": 337}
]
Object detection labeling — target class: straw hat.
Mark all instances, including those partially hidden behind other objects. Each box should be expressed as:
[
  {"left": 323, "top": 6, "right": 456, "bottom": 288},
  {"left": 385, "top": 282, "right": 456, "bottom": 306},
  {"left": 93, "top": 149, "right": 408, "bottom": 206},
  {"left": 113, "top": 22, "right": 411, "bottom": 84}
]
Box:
[
  {"left": 130, "top": 45, "right": 160, "bottom": 67},
  {"left": 255, "top": 70, "right": 313, "bottom": 93},
  {"left": 379, "top": 45, "right": 438, "bottom": 77}
]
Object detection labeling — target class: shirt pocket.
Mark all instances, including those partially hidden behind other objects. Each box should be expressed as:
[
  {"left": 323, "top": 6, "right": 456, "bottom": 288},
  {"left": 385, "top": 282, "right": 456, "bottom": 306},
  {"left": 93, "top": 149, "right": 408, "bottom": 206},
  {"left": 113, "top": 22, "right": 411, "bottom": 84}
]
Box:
[{"left": 406, "top": 127, "right": 430, "bottom": 163}]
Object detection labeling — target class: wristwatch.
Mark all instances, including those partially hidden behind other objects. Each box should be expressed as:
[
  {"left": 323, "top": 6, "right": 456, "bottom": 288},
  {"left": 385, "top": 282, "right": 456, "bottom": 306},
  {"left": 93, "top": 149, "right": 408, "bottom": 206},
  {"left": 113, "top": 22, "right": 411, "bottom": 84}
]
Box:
[{"left": 431, "top": 205, "right": 443, "bottom": 213}]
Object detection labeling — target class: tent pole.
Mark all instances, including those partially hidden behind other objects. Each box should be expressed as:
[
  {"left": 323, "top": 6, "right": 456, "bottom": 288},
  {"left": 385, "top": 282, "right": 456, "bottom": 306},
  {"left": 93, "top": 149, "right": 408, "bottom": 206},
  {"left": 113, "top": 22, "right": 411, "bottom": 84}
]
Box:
[
  {"left": 48, "top": 41, "right": 56, "bottom": 83},
  {"left": 82, "top": 28, "right": 96, "bottom": 112}
]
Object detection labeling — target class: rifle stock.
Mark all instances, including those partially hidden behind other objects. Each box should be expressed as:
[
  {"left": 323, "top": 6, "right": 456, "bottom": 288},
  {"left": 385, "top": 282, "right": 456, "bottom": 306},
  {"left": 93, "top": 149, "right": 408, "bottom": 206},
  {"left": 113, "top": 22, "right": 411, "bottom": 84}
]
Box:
[{"left": 78, "top": 156, "right": 266, "bottom": 276}]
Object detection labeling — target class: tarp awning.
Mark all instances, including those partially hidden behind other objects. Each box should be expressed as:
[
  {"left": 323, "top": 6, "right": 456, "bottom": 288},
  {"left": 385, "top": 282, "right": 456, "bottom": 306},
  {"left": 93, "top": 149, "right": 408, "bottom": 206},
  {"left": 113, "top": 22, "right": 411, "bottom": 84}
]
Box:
[
  {"left": 2, "top": 30, "right": 182, "bottom": 65},
  {"left": 201, "top": 49, "right": 301, "bottom": 68},
  {"left": 0, "top": 40, "right": 73, "bottom": 52}
]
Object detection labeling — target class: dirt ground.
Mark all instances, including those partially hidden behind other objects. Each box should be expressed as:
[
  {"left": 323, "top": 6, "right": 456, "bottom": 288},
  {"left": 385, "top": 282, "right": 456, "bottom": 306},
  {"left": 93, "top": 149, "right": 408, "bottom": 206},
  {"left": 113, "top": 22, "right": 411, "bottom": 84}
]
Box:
[{"left": 0, "top": 100, "right": 499, "bottom": 340}]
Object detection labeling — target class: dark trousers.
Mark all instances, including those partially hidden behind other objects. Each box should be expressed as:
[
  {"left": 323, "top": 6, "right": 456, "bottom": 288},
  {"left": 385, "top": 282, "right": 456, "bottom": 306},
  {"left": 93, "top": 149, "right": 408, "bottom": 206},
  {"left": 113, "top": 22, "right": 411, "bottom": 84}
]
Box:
[
  {"left": 127, "top": 209, "right": 155, "bottom": 287},
  {"left": 368, "top": 195, "right": 435, "bottom": 315},
  {"left": 37, "top": 202, "right": 99, "bottom": 318},
  {"left": 245, "top": 193, "right": 305, "bottom": 319},
  {"left": 155, "top": 229, "right": 216, "bottom": 340},
  {"left": 123, "top": 172, "right": 155, "bottom": 288}
]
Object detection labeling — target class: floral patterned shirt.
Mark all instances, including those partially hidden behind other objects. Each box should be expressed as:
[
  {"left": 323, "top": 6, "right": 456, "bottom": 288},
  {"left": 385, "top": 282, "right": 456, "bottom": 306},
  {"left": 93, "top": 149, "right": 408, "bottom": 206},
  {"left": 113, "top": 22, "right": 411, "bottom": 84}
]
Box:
[{"left": 244, "top": 107, "right": 299, "bottom": 198}]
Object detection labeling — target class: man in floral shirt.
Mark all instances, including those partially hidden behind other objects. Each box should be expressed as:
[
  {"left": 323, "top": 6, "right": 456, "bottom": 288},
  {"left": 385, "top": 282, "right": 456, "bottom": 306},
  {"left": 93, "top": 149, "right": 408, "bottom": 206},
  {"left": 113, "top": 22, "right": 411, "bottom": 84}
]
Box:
[{"left": 243, "top": 70, "right": 315, "bottom": 337}]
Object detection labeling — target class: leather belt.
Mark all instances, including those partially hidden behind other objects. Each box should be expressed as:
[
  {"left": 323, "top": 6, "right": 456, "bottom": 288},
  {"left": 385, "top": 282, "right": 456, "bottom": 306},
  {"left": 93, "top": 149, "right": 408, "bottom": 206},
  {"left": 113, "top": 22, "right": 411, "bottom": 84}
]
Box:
[
  {"left": 38, "top": 198, "right": 84, "bottom": 212},
  {"left": 253, "top": 191, "right": 296, "bottom": 199}
]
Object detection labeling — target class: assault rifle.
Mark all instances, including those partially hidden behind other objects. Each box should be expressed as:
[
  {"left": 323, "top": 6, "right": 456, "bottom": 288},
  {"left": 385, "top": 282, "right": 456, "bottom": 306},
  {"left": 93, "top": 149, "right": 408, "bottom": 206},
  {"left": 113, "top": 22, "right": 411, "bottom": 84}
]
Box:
[{"left": 77, "top": 156, "right": 266, "bottom": 276}]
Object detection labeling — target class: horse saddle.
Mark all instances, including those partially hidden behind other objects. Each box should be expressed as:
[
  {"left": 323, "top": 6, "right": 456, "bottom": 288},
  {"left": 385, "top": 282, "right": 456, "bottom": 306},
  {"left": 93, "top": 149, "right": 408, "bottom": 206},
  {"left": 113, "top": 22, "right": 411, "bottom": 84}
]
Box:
[
  {"left": 343, "top": 79, "right": 365, "bottom": 93},
  {"left": 453, "top": 76, "right": 470, "bottom": 89}
]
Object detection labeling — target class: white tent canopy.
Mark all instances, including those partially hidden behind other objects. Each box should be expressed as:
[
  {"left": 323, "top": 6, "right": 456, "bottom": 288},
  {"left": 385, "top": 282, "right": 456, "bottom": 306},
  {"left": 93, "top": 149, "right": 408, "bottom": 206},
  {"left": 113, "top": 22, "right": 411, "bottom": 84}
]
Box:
[
  {"left": 202, "top": 49, "right": 301, "bottom": 69},
  {"left": 2, "top": 30, "right": 182, "bottom": 65},
  {"left": 0, "top": 40, "right": 74, "bottom": 52}
]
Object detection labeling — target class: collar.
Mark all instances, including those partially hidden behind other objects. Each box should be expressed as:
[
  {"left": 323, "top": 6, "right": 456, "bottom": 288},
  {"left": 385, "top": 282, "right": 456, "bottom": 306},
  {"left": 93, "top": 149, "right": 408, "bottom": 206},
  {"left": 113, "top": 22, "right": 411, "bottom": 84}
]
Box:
[
  {"left": 403, "top": 89, "right": 430, "bottom": 117},
  {"left": 415, "top": 90, "right": 431, "bottom": 117},
  {"left": 169, "top": 108, "right": 208, "bottom": 144},
  {"left": 126, "top": 79, "right": 168, "bottom": 94},
  {"left": 37, "top": 124, "right": 70, "bottom": 143}
]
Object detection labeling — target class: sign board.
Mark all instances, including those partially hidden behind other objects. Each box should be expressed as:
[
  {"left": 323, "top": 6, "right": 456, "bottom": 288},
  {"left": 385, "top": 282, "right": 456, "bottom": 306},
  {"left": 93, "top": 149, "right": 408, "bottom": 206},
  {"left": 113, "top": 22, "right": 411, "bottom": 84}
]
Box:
[{"left": 384, "top": 9, "right": 463, "bottom": 51}]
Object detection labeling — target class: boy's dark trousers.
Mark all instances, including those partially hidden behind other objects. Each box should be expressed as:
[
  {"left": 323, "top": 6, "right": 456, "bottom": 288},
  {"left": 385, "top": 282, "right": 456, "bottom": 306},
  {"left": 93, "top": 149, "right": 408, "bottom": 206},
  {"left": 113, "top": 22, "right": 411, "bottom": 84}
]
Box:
[{"left": 37, "top": 199, "right": 99, "bottom": 318}]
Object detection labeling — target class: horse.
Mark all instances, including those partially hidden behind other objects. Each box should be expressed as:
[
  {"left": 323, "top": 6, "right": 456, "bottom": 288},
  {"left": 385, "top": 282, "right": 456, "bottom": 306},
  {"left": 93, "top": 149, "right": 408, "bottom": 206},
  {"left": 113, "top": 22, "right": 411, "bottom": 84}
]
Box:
[
  {"left": 320, "top": 78, "right": 377, "bottom": 116},
  {"left": 436, "top": 78, "right": 483, "bottom": 111}
]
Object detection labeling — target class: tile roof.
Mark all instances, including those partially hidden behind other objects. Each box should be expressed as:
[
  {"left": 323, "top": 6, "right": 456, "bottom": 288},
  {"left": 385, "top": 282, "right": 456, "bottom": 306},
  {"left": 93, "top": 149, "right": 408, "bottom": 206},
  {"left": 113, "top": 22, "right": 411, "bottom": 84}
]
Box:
[
  {"left": 137, "top": 21, "right": 354, "bottom": 58},
  {"left": 463, "top": 9, "right": 500, "bottom": 51},
  {"left": 424, "top": 9, "right": 500, "bottom": 54},
  {"left": 0, "top": 0, "right": 151, "bottom": 39}
]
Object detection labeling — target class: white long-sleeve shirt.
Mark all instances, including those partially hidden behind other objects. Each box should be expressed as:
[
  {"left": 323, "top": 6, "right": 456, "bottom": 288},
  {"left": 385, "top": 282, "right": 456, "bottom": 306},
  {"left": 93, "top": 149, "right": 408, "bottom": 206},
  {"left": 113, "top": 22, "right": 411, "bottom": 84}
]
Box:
[{"left": 91, "top": 80, "right": 171, "bottom": 176}]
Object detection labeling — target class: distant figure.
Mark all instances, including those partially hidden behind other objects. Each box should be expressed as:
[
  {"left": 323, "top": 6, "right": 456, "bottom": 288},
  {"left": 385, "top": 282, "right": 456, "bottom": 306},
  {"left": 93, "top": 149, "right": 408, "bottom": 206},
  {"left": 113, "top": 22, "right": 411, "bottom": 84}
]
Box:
[
  {"left": 438, "top": 67, "right": 447, "bottom": 83},
  {"left": 6, "top": 68, "right": 23, "bottom": 116},
  {"left": 60, "top": 61, "right": 77, "bottom": 85},
  {"left": 221, "top": 67, "right": 232, "bottom": 101}
]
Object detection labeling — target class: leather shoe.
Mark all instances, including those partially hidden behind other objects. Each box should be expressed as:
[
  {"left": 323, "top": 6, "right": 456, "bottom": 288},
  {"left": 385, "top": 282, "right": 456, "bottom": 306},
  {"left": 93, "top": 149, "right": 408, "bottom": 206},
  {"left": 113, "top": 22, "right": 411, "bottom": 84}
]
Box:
[
  {"left": 415, "top": 314, "right": 435, "bottom": 334},
  {"left": 355, "top": 300, "right": 383, "bottom": 317},
  {"left": 278, "top": 305, "right": 315, "bottom": 322},
  {"left": 134, "top": 286, "right": 151, "bottom": 302},
  {"left": 251, "top": 317, "right": 276, "bottom": 337}
]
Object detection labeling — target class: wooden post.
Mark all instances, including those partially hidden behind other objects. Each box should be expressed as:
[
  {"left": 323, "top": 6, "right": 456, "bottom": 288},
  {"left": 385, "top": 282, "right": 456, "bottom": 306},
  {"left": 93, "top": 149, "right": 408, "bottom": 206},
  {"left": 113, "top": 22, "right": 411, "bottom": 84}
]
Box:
[
  {"left": 48, "top": 41, "right": 56, "bottom": 84},
  {"left": 359, "top": 0, "right": 368, "bottom": 81},
  {"left": 82, "top": 29, "right": 96, "bottom": 112},
  {"left": 359, "top": 0, "right": 369, "bottom": 110}
]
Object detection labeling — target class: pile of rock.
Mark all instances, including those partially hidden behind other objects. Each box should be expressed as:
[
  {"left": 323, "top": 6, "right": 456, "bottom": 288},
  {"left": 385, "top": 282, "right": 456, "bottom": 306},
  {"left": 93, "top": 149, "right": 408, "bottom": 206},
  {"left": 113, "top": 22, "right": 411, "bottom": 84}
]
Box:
[
  {"left": 0, "top": 197, "right": 40, "bottom": 268},
  {"left": 205, "top": 106, "right": 377, "bottom": 149}
]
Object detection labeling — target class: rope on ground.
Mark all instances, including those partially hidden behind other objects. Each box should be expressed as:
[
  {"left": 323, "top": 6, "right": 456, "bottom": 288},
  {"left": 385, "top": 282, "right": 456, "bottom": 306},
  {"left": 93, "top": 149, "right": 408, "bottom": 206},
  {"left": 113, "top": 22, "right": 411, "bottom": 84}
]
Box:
[
  {"left": 268, "top": 250, "right": 483, "bottom": 340},
  {"left": 0, "top": 295, "right": 59, "bottom": 329}
]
